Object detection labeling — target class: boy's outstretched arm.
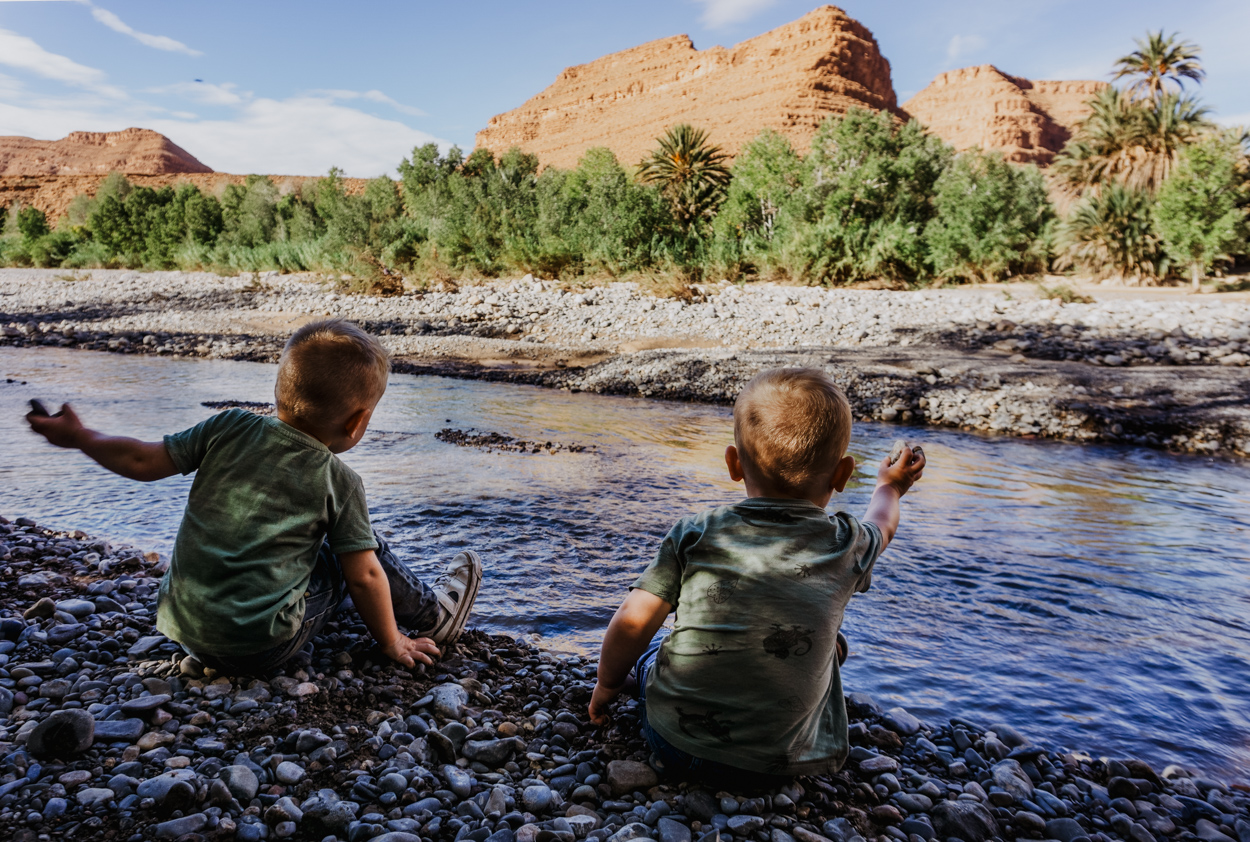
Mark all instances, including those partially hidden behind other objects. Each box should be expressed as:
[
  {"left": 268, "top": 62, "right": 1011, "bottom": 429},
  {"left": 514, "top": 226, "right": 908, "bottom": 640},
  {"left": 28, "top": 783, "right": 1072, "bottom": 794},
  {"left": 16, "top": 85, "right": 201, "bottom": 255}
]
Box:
[
  {"left": 589, "top": 588, "right": 672, "bottom": 725},
  {"left": 26, "top": 404, "right": 178, "bottom": 482},
  {"left": 338, "top": 549, "right": 441, "bottom": 669},
  {"left": 863, "top": 445, "right": 926, "bottom": 549}
]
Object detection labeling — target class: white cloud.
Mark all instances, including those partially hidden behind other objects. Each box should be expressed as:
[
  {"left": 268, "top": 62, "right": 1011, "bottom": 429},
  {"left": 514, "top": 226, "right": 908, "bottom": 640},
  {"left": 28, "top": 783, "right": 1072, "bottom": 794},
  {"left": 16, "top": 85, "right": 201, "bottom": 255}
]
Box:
[
  {"left": 1216, "top": 112, "right": 1250, "bottom": 128},
  {"left": 86, "top": 4, "right": 201, "bottom": 56},
  {"left": 0, "top": 26, "right": 123, "bottom": 96},
  {"left": 147, "top": 81, "right": 246, "bottom": 106},
  {"left": 692, "top": 0, "right": 777, "bottom": 28},
  {"left": 313, "top": 89, "right": 426, "bottom": 117},
  {"left": 946, "top": 34, "right": 987, "bottom": 63},
  {"left": 0, "top": 93, "right": 449, "bottom": 177}
]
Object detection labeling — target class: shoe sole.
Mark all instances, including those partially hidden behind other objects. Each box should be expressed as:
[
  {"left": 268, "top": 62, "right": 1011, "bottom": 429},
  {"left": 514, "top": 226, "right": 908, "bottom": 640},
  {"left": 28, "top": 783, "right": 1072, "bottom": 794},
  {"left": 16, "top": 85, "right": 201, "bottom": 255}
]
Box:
[{"left": 431, "top": 550, "right": 483, "bottom": 646}]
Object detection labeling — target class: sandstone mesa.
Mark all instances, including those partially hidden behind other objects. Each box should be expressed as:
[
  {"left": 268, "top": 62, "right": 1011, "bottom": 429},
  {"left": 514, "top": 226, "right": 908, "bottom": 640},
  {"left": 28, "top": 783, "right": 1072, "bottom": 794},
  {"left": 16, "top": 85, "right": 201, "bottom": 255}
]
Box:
[{"left": 0, "top": 128, "right": 212, "bottom": 178}]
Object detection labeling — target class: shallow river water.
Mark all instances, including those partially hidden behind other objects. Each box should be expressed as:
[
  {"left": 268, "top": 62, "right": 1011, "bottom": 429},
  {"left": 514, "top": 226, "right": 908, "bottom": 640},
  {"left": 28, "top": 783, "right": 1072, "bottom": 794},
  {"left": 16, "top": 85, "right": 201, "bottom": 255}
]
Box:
[{"left": 2, "top": 347, "right": 1249, "bottom": 779}]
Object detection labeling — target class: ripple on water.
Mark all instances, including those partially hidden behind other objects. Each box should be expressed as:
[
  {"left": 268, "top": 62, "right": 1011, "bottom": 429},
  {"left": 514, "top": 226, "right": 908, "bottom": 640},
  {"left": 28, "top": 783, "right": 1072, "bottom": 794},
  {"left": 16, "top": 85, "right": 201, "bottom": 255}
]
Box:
[{"left": 2, "top": 347, "right": 1249, "bottom": 777}]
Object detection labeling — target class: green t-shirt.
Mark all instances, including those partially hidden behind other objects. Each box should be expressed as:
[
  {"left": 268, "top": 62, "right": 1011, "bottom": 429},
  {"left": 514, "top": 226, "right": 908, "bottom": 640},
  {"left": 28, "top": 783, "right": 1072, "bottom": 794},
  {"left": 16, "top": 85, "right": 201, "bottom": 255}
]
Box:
[
  {"left": 157, "top": 409, "right": 377, "bottom": 656},
  {"left": 633, "top": 497, "right": 883, "bottom": 777}
]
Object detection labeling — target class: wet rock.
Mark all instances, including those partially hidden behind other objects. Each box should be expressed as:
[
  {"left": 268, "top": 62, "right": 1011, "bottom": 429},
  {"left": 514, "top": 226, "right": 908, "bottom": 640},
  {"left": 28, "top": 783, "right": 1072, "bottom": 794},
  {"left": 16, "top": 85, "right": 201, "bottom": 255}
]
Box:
[
  {"left": 931, "top": 800, "right": 999, "bottom": 842},
  {"left": 990, "top": 759, "right": 1034, "bottom": 801},
  {"left": 275, "top": 760, "right": 305, "bottom": 784},
  {"left": 24, "top": 597, "right": 56, "bottom": 620},
  {"left": 155, "top": 812, "right": 207, "bottom": 839},
  {"left": 524, "top": 784, "right": 555, "bottom": 813},
  {"left": 443, "top": 764, "right": 474, "bottom": 799},
  {"left": 138, "top": 771, "right": 197, "bottom": 815},
  {"left": 728, "top": 815, "right": 766, "bottom": 835},
  {"left": 432, "top": 682, "right": 470, "bottom": 720},
  {"left": 127, "top": 634, "right": 166, "bottom": 657},
  {"left": 120, "top": 693, "right": 171, "bottom": 714},
  {"left": 76, "top": 787, "right": 115, "bottom": 807},
  {"left": 28, "top": 708, "right": 95, "bottom": 757},
  {"left": 607, "top": 759, "right": 658, "bottom": 795},
  {"left": 882, "top": 707, "right": 922, "bottom": 736},
  {"left": 608, "top": 823, "right": 653, "bottom": 842},
  {"left": 55, "top": 598, "right": 96, "bottom": 617},
  {"left": 683, "top": 790, "right": 719, "bottom": 822},
  {"left": 221, "top": 764, "right": 260, "bottom": 801},
  {"left": 860, "top": 755, "right": 899, "bottom": 775},
  {"left": 463, "top": 737, "right": 518, "bottom": 767},
  {"left": 1045, "top": 818, "right": 1088, "bottom": 842},
  {"left": 374, "top": 834, "right": 424, "bottom": 842},
  {"left": 93, "top": 718, "right": 145, "bottom": 742}
]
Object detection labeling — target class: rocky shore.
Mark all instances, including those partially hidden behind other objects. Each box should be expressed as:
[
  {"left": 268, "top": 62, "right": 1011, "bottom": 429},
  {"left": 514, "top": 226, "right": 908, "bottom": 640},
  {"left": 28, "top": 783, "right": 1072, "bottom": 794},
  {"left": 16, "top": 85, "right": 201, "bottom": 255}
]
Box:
[
  {"left": 2, "top": 516, "right": 1248, "bottom": 842},
  {"left": 2, "top": 269, "right": 1248, "bottom": 457}
]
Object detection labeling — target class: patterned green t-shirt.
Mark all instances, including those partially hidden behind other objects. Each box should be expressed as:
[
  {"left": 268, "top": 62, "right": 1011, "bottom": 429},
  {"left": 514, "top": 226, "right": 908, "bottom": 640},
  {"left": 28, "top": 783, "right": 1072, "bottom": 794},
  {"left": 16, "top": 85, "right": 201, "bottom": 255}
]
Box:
[
  {"left": 157, "top": 409, "right": 378, "bottom": 656},
  {"left": 633, "top": 497, "right": 883, "bottom": 776}
]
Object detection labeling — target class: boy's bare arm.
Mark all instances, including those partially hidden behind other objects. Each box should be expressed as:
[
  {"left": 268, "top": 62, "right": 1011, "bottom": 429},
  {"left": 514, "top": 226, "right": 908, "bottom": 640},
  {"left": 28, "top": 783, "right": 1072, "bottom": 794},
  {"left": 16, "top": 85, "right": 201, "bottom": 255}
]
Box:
[
  {"left": 338, "top": 549, "right": 440, "bottom": 668},
  {"left": 863, "top": 445, "right": 926, "bottom": 548},
  {"left": 589, "top": 588, "right": 672, "bottom": 725},
  {"left": 26, "top": 404, "right": 178, "bottom": 482}
]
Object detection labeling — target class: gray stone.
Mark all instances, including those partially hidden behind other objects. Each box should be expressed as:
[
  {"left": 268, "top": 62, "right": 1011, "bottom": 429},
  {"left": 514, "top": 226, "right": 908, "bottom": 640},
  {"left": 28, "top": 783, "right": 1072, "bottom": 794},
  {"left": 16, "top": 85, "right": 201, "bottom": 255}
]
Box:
[
  {"left": 155, "top": 813, "right": 208, "bottom": 839},
  {"left": 222, "top": 765, "right": 260, "bottom": 802},
  {"left": 372, "top": 834, "right": 424, "bottom": 842},
  {"left": 76, "top": 787, "right": 115, "bottom": 806},
  {"left": 608, "top": 823, "right": 653, "bottom": 842},
  {"left": 443, "top": 764, "right": 474, "bottom": 799},
  {"left": 659, "top": 818, "right": 692, "bottom": 842},
  {"left": 882, "top": 707, "right": 922, "bottom": 736},
  {"left": 127, "top": 635, "right": 166, "bottom": 657},
  {"left": 859, "top": 755, "right": 899, "bottom": 775},
  {"left": 0, "top": 687, "right": 13, "bottom": 717},
  {"left": 463, "top": 737, "right": 518, "bottom": 767},
  {"left": 684, "top": 790, "right": 719, "bottom": 823},
  {"left": 1014, "top": 812, "right": 1046, "bottom": 834},
  {"left": 138, "top": 771, "right": 197, "bottom": 812},
  {"left": 931, "top": 801, "right": 999, "bottom": 842},
  {"left": 792, "top": 829, "right": 836, "bottom": 842},
  {"left": 987, "top": 723, "right": 1028, "bottom": 747},
  {"left": 1196, "top": 820, "right": 1236, "bottom": 842},
  {"left": 524, "top": 784, "right": 554, "bottom": 813},
  {"left": 990, "top": 759, "right": 1034, "bottom": 801},
  {"left": 1045, "top": 818, "right": 1088, "bottom": 842},
  {"left": 275, "top": 760, "right": 305, "bottom": 784},
  {"left": 431, "top": 683, "right": 470, "bottom": 720},
  {"left": 607, "top": 759, "right": 658, "bottom": 795},
  {"left": 93, "top": 596, "right": 127, "bottom": 614},
  {"left": 1234, "top": 819, "right": 1250, "bottom": 842},
  {"left": 486, "top": 830, "right": 516, "bottom": 842},
  {"left": 893, "top": 793, "right": 933, "bottom": 813},
  {"left": 28, "top": 708, "right": 95, "bottom": 757},
  {"left": 822, "top": 819, "right": 863, "bottom": 842},
  {"left": 119, "top": 693, "right": 171, "bottom": 714},
  {"left": 55, "top": 598, "right": 96, "bottom": 617},
  {"left": 93, "top": 718, "right": 145, "bottom": 742},
  {"left": 727, "top": 816, "right": 766, "bottom": 836},
  {"left": 485, "top": 786, "right": 508, "bottom": 818}
]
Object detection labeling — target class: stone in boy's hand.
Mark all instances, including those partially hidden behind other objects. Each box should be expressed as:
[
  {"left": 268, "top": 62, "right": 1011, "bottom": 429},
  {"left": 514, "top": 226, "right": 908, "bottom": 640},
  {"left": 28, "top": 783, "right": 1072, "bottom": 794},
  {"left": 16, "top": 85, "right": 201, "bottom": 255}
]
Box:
[
  {"left": 878, "top": 443, "right": 925, "bottom": 495},
  {"left": 26, "top": 402, "right": 85, "bottom": 449}
]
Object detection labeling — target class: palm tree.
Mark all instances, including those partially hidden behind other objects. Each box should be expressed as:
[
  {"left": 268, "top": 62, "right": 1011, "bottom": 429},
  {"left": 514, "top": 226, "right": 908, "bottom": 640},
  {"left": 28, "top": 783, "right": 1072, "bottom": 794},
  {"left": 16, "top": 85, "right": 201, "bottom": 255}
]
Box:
[
  {"left": 1052, "top": 87, "right": 1212, "bottom": 199},
  {"left": 1111, "top": 31, "right": 1204, "bottom": 101},
  {"left": 1055, "top": 183, "right": 1167, "bottom": 281},
  {"left": 638, "top": 124, "right": 731, "bottom": 230}
]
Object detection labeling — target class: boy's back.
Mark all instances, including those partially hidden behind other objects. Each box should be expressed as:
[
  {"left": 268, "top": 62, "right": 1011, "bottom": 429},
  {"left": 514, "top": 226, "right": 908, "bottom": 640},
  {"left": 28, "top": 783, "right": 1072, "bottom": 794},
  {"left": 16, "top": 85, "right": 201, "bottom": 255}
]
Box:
[
  {"left": 635, "top": 497, "right": 882, "bottom": 776},
  {"left": 159, "top": 408, "right": 377, "bottom": 656}
]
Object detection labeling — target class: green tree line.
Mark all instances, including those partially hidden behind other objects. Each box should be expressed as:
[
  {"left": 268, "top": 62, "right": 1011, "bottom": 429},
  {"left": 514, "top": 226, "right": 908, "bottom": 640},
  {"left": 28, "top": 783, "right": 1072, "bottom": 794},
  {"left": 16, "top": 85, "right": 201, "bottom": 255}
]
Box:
[{"left": 2, "top": 30, "right": 1246, "bottom": 290}]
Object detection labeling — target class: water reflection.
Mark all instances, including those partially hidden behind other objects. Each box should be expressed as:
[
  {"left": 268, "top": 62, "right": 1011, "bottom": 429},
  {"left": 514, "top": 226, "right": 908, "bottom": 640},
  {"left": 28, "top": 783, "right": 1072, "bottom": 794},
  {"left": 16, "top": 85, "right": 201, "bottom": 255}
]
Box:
[{"left": 2, "top": 347, "right": 1248, "bottom": 778}]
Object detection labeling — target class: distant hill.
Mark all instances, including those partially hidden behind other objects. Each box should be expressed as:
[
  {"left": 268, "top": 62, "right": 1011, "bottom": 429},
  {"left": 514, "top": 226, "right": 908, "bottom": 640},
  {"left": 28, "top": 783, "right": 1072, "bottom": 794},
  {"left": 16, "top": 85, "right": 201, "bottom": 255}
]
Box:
[
  {"left": 902, "top": 65, "right": 1108, "bottom": 165},
  {"left": 475, "top": 5, "right": 901, "bottom": 169},
  {"left": 0, "top": 127, "right": 213, "bottom": 177}
]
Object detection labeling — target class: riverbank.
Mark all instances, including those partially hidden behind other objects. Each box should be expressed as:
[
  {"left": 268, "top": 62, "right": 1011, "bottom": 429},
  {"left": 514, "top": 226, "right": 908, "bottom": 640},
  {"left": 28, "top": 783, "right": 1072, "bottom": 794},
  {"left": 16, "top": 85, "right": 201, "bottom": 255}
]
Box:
[
  {"left": 1, "top": 515, "right": 1247, "bottom": 842},
  {"left": 2, "top": 269, "right": 1248, "bottom": 457}
]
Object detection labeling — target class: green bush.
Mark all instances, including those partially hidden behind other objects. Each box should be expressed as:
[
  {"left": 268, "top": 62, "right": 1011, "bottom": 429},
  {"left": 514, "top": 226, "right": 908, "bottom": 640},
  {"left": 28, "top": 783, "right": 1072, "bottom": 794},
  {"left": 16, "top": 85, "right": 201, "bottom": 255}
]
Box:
[
  {"left": 926, "top": 151, "right": 1053, "bottom": 282},
  {"left": 1154, "top": 135, "right": 1248, "bottom": 287},
  {"left": 1056, "top": 183, "right": 1167, "bottom": 280}
]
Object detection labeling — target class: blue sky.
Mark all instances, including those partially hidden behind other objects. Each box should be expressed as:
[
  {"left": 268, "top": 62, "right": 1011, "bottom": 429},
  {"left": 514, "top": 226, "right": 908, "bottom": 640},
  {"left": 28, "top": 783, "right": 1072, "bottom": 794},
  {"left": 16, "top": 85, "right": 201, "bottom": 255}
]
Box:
[{"left": 1, "top": 0, "right": 1247, "bottom": 177}]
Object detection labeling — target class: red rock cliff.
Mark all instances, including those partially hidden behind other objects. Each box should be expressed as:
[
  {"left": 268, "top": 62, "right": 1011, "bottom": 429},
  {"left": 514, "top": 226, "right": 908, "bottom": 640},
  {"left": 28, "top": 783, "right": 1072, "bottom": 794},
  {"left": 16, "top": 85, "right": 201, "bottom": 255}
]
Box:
[
  {"left": 0, "top": 128, "right": 213, "bottom": 176},
  {"left": 475, "top": 5, "right": 901, "bottom": 169},
  {"left": 902, "top": 65, "right": 1107, "bottom": 165}
]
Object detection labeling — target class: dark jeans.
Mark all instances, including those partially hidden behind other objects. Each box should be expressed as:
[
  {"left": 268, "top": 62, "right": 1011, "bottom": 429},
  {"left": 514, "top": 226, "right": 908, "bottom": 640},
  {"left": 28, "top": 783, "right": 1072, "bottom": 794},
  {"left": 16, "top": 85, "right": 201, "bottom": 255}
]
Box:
[
  {"left": 195, "top": 530, "right": 440, "bottom": 676},
  {"left": 635, "top": 635, "right": 791, "bottom": 791}
]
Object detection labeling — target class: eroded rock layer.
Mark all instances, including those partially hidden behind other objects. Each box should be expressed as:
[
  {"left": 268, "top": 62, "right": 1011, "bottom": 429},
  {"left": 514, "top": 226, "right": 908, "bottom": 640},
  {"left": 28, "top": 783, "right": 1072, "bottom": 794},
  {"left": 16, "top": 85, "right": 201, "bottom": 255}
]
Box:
[
  {"left": 0, "top": 128, "right": 212, "bottom": 177},
  {"left": 475, "top": 5, "right": 900, "bottom": 169},
  {"left": 902, "top": 65, "right": 1107, "bottom": 165}
]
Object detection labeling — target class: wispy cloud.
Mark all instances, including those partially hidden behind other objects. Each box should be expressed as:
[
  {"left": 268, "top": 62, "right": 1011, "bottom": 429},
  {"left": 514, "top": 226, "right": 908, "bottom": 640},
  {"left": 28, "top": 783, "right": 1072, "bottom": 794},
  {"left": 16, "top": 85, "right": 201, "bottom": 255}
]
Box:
[
  {"left": 147, "top": 81, "right": 247, "bottom": 107},
  {"left": 946, "top": 34, "right": 987, "bottom": 63},
  {"left": 85, "top": 3, "right": 201, "bottom": 56},
  {"left": 0, "top": 26, "right": 124, "bottom": 96},
  {"left": 692, "top": 0, "right": 777, "bottom": 29},
  {"left": 314, "top": 89, "right": 426, "bottom": 117}
]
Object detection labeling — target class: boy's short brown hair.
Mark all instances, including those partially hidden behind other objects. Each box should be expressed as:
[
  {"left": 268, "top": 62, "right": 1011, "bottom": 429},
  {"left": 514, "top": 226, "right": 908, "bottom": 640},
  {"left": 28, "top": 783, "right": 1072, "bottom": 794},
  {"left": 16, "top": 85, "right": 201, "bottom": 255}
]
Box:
[
  {"left": 733, "top": 368, "right": 852, "bottom": 494},
  {"left": 275, "top": 318, "right": 390, "bottom": 431}
]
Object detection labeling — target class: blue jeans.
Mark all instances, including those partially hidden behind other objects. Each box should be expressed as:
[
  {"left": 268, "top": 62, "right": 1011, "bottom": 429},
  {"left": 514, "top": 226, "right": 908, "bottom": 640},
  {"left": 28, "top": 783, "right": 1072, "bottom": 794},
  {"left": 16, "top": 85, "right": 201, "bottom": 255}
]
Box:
[
  {"left": 636, "top": 635, "right": 791, "bottom": 790},
  {"left": 195, "top": 529, "right": 440, "bottom": 675}
]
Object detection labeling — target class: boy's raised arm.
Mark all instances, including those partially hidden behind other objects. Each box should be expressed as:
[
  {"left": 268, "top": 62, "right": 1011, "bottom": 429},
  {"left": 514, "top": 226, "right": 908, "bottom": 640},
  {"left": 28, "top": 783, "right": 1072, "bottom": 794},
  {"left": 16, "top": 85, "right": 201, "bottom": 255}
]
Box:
[
  {"left": 26, "top": 403, "right": 178, "bottom": 482},
  {"left": 589, "top": 588, "right": 672, "bottom": 725},
  {"left": 863, "top": 445, "right": 925, "bottom": 548}
]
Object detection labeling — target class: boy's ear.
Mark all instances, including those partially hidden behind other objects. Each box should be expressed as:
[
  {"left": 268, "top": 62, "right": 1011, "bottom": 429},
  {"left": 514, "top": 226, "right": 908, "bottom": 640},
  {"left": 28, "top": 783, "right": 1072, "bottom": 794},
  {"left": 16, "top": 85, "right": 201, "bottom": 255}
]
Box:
[
  {"left": 830, "top": 454, "right": 856, "bottom": 494},
  {"left": 344, "top": 407, "right": 370, "bottom": 440},
  {"left": 725, "top": 445, "right": 745, "bottom": 483}
]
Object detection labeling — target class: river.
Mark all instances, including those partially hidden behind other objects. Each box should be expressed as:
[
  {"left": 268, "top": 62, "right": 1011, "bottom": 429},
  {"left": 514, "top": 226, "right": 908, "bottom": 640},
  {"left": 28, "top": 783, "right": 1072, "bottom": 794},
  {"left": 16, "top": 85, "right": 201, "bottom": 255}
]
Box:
[{"left": 2, "top": 347, "right": 1248, "bottom": 778}]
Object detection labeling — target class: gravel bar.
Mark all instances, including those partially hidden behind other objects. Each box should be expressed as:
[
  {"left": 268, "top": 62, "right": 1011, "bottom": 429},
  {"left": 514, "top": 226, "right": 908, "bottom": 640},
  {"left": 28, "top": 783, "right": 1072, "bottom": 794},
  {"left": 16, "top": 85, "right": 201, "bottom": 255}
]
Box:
[
  {"left": 1, "top": 516, "right": 1248, "bottom": 842},
  {"left": 2, "top": 269, "right": 1249, "bottom": 458}
]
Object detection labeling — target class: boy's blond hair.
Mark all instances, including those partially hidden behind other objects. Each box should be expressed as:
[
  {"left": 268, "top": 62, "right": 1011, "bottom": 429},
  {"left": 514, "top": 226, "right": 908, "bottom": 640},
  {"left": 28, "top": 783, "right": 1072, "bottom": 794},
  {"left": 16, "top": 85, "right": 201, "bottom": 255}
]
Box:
[
  {"left": 275, "top": 318, "right": 390, "bottom": 432},
  {"left": 733, "top": 368, "right": 852, "bottom": 494}
]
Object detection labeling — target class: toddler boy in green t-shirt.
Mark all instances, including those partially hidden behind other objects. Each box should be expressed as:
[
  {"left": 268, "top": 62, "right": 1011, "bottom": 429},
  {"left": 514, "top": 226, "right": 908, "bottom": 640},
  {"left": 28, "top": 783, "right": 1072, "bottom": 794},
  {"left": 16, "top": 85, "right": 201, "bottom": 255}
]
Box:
[
  {"left": 26, "top": 318, "right": 482, "bottom": 674},
  {"left": 589, "top": 367, "right": 924, "bottom": 786}
]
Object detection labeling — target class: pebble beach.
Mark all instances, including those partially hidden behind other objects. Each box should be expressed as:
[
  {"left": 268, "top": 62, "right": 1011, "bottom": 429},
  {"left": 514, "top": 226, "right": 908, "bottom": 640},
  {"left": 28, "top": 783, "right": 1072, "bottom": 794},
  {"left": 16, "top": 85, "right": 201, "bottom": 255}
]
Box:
[{"left": 1, "top": 517, "right": 1248, "bottom": 842}]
